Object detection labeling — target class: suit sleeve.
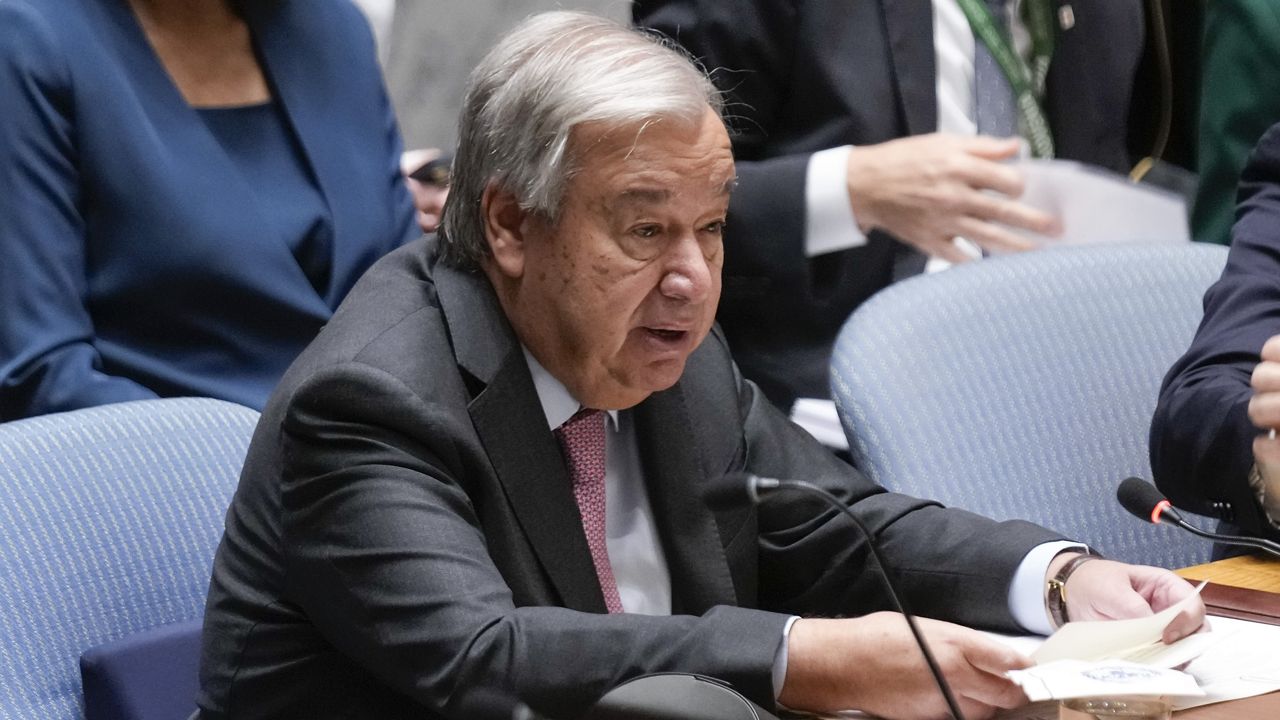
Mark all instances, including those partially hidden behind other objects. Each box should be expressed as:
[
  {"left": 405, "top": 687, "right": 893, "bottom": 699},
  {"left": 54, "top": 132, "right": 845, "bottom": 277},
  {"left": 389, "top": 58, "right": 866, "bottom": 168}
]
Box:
[
  {"left": 1152, "top": 123, "right": 1280, "bottom": 541},
  {"left": 0, "top": 6, "right": 156, "bottom": 419},
  {"left": 278, "top": 362, "right": 790, "bottom": 717},
  {"left": 694, "top": 330, "right": 1064, "bottom": 632},
  {"left": 1190, "top": 0, "right": 1280, "bottom": 247}
]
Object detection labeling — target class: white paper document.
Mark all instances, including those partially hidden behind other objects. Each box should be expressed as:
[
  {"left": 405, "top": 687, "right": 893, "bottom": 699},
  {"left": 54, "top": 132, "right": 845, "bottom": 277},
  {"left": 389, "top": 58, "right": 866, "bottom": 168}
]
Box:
[
  {"left": 1031, "top": 582, "right": 1207, "bottom": 665},
  {"left": 1008, "top": 660, "right": 1203, "bottom": 703},
  {"left": 1015, "top": 159, "right": 1190, "bottom": 247}
]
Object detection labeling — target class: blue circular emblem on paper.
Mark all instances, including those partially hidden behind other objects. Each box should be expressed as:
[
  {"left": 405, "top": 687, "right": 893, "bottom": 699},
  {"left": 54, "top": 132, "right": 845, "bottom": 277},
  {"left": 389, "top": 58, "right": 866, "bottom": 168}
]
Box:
[{"left": 1082, "top": 666, "right": 1161, "bottom": 683}]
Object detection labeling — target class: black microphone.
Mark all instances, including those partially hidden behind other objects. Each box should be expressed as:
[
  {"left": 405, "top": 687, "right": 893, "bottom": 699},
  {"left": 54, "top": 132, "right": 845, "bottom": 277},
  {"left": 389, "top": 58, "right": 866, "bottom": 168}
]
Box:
[
  {"left": 704, "top": 472, "right": 968, "bottom": 720},
  {"left": 1116, "top": 477, "right": 1280, "bottom": 558}
]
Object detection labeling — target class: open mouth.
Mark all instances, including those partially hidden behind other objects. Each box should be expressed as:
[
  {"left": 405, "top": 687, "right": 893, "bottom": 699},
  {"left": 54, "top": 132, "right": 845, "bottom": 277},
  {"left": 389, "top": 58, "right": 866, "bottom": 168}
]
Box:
[{"left": 646, "top": 328, "right": 687, "bottom": 342}]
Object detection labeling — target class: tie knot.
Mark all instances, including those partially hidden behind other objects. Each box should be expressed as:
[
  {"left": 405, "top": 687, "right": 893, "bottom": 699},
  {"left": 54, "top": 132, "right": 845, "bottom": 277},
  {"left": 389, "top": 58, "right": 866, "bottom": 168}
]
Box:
[
  {"left": 560, "top": 407, "right": 604, "bottom": 433},
  {"left": 555, "top": 408, "right": 606, "bottom": 483}
]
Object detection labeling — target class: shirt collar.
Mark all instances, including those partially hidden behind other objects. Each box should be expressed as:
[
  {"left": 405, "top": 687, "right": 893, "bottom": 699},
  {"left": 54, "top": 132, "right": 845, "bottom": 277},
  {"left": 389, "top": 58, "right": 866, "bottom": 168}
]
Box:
[{"left": 522, "top": 347, "right": 620, "bottom": 431}]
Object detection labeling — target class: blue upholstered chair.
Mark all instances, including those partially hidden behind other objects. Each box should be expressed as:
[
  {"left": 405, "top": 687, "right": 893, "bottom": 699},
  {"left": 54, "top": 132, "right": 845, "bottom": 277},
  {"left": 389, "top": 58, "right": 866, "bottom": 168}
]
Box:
[
  {"left": 830, "top": 243, "right": 1228, "bottom": 568},
  {"left": 0, "top": 398, "right": 257, "bottom": 719}
]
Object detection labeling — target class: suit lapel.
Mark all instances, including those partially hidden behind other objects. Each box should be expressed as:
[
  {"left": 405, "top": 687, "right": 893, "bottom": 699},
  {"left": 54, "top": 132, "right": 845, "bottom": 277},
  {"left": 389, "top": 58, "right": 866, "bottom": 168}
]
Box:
[
  {"left": 239, "top": 1, "right": 350, "bottom": 305},
  {"left": 434, "top": 260, "right": 607, "bottom": 613},
  {"left": 633, "top": 384, "right": 738, "bottom": 614},
  {"left": 881, "top": 0, "right": 939, "bottom": 136}
]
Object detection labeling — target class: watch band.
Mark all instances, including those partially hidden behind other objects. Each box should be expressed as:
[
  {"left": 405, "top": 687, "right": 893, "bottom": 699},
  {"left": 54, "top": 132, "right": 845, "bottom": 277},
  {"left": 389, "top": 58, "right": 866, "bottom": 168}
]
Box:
[{"left": 1046, "top": 549, "right": 1102, "bottom": 629}]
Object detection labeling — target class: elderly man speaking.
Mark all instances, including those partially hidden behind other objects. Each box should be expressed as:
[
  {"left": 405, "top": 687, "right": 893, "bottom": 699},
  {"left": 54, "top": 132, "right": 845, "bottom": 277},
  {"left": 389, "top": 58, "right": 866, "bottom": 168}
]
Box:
[{"left": 196, "top": 11, "right": 1203, "bottom": 720}]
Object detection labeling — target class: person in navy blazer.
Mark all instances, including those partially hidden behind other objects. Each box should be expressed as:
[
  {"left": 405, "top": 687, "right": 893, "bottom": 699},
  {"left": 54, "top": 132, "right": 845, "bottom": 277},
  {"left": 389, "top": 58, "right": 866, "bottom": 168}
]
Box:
[
  {"left": 1153, "top": 122, "right": 1280, "bottom": 544},
  {"left": 0, "top": 0, "right": 418, "bottom": 420},
  {"left": 636, "top": 0, "right": 1146, "bottom": 409}
]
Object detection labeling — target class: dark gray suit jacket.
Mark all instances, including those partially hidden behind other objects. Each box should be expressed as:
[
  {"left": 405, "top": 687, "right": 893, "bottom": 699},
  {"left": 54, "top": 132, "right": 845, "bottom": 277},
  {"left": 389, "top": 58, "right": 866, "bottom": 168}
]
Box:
[
  {"left": 636, "top": 0, "right": 1146, "bottom": 408},
  {"left": 197, "top": 237, "right": 1060, "bottom": 719}
]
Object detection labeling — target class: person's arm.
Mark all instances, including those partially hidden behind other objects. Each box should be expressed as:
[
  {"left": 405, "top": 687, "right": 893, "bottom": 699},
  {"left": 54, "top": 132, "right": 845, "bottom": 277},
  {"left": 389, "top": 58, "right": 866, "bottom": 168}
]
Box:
[
  {"left": 1152, "top": 123, "right": 1280, "bottom": 540},
  {"left": 0, "top": 5, "right": 156, "bottom": 420},
  {"left": 1190, "top": 0, "right": 1280, "bottom": 247}
]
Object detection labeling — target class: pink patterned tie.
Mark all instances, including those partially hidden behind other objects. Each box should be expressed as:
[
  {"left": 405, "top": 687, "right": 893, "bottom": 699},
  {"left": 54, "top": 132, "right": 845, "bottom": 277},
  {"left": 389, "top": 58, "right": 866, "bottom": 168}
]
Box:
[{"left": 555, "top": 408, "right": 624, "bottom": 613}]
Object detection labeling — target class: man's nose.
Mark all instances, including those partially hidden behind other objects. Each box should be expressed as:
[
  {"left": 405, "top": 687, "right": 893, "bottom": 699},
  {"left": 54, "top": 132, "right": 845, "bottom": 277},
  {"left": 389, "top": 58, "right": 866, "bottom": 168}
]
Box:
[{"left": 658, "top": 234, "right": 715, "bottom": 303}]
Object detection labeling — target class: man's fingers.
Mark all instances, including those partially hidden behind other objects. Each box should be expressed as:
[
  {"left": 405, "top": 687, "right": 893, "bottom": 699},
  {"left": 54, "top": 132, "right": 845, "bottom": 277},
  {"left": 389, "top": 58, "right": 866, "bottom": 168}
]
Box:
[
  {"left": 953, "top": 643, "right": 1031, "bottom": 711},
  {"left": 1161, "top": 607, "right": 1205, "bottom": 644},
  {"left": 1251, "top": 361, "right": 1280, "bottom": 393},
  {"left": 953, "top": 154, "right": 1025, "bottom": 198},
  {"left": 953, "top": 218, "right": 1036, "bottom": 255},
  {"left": 1247, "top": 391, "right": 1280, "bottom": 429},
  {"left": 1261, "top": 335, "right": 1280, "bottom": 363},
  {"left": 963, "top": 637, "right": 1033, "bottom": 676},
  {"left": 963, "top": 192, "right": 1061, "bottom": 237},
  {"left": 1254, "top": 434, "right": 1280, "bottom": 465},
  {"left": 960, "top": 135, "right": 1023, "bottom": 162}
]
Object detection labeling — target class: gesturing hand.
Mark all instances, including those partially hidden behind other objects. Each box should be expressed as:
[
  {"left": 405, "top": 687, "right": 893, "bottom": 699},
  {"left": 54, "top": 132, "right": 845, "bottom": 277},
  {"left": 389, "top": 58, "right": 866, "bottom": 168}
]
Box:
[{"left": 845, "top": 133, "right": 1061, "bottom": 263}]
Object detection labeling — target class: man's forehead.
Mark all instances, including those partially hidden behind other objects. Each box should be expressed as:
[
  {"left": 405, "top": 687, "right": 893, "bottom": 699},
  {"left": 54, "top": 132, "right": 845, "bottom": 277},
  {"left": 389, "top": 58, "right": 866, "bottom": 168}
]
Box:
[{"left": 609, "top": 177, "right": 737, "bottom": 206}]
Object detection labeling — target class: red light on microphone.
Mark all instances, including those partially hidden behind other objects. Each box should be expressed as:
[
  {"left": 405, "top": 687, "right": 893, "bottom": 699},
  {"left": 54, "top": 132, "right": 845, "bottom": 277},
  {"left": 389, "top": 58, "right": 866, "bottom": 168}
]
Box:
[{"left": 1151, "top": 499, "right": 1172, "bottom": 525}]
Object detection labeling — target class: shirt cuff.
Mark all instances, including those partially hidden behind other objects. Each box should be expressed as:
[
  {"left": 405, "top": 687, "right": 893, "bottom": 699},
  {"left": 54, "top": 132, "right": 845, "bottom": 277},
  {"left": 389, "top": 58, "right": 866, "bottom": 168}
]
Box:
[
  {"left": 804, "top": 145, "right": 867, "bottom": 257},
  {"left": 1009, "top": 540, "right": 1087, "bottom": 636},
  {"left": 771, "top": 615, "right": 801, "bottom": 699}
]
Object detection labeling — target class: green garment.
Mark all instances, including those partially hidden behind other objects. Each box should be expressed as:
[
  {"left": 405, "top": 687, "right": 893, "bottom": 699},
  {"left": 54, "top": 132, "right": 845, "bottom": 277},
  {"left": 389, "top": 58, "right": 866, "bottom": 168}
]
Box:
[{"left": 1193, "top": 0, "right": 1280, "bottom": 245}]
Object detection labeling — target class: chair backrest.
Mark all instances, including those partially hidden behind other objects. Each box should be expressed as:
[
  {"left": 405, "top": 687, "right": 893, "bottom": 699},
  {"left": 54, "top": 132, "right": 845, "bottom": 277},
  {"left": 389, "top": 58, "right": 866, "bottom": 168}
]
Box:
[
  {"left": 831, "top": 243, "right": 1228, "bottom": 568},
  {"left": 0, "top": 398, "right": 257, "bottom": 720}
]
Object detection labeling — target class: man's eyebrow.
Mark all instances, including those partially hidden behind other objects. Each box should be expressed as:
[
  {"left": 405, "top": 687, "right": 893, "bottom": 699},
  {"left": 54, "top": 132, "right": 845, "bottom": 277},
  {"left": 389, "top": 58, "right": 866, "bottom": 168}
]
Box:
[{"left": 613, "top": 188, "right": 671, "bottom": 205}]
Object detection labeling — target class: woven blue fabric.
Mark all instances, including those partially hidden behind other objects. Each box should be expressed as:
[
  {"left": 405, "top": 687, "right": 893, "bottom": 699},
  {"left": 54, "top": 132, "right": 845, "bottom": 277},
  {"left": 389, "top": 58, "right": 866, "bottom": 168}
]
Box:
[
  {"left": 0, "top": 398, "right": 257, "bottom": 719},
  {"left": 831, "top": 243, "right": 1228, "bottom": 568}
]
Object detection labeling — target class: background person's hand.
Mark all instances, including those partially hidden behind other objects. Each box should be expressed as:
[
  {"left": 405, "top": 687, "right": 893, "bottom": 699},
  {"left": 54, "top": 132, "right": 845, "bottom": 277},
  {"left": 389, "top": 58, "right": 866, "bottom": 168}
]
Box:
[
  {"left": 1058, "top": 557, "right": 1206, "bottom": 643},
  {"left": 845, "top": 133, "right": 1061, "bottom": 263},
  {"left": 401, "top": 148, "right": 450, "bottom": 234},
  {"left": 780, "top": 613, "right": 1032, "bottom": 719}
]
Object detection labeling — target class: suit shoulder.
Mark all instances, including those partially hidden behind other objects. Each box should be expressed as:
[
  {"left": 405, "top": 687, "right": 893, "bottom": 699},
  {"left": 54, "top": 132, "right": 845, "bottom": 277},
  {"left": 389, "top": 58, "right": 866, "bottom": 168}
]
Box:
[
  {"left": 0, "top": 1, "right": 73, "bottom": 84},
  {"left": 275, "top": 239, "right": 452, "bottom": 395}
]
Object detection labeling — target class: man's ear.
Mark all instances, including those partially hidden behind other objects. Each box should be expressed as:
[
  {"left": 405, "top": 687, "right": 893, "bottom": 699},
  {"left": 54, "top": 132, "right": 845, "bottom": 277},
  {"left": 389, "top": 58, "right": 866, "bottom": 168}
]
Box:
[{"left": 482, "top": 182, "right": 528, "bottom": 279}]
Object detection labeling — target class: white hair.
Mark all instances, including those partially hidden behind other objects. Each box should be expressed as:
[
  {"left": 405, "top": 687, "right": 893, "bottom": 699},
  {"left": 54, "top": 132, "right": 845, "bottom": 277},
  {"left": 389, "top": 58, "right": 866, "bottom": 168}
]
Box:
[{"left": 439, "top": 11, "right": 724, "bottom": 269}]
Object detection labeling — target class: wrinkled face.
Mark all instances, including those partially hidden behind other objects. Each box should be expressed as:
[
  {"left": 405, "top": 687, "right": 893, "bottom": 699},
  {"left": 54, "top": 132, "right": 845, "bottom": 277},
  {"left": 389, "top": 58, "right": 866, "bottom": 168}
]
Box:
[{"left": 485, "top": 107, "right": 734, "bottom": 410}]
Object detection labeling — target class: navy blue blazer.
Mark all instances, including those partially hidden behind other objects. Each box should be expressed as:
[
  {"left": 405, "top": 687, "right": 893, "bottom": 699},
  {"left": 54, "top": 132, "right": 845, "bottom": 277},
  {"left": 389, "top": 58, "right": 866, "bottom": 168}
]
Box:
[
  {"left": 0, "top": 0, "right": 416, "bottom": 419},
  {"left": 1151, "top": 122, "right": 1280, "bottom": 542}
]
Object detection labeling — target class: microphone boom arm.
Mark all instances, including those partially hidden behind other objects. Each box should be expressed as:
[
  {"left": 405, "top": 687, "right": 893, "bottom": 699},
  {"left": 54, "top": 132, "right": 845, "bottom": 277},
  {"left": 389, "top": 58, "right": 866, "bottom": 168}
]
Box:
[{"left": 785, "top": 480, "right": 967, "bottom": 720}]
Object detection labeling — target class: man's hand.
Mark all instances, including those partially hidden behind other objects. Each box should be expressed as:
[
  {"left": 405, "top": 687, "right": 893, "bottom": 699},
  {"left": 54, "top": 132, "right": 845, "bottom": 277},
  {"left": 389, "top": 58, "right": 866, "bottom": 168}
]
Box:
[
  {"left": 1250, "top": 335, "right": 1280, "bottom": 466},
  {"left": 401, "top": 148, "right": 450, "bottom": 234},
  {"left": 1057, "top": 556, "right": 1206, "bottom": 643},
  {"left": 845, "top": 133, "right": 1061, "bottom": 263},
  {"left": 779, "top": 613, "right": 1032, "bottom": 719}
]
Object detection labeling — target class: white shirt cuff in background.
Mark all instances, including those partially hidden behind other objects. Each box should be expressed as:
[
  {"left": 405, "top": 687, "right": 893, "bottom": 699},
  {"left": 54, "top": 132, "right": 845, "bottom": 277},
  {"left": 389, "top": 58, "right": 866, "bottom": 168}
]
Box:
[
  {"left": 804, "top": 145, "right": 867, "bottom": 256},
  {"left": 1010, "top": 540, "right": 1088, "bottom": 636}
]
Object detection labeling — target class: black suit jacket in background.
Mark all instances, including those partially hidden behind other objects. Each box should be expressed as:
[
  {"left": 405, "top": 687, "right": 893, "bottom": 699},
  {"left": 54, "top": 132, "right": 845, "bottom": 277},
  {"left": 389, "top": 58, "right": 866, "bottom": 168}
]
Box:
[
  {"left": 197, "top": 238, "right": 1061, "bottom": 719},
  {"left": 636, "top": 0, "right": 1146, "bottom": 408},
  {"left": 1152, "top": 123, "right": 1280, "bottom": 543}
]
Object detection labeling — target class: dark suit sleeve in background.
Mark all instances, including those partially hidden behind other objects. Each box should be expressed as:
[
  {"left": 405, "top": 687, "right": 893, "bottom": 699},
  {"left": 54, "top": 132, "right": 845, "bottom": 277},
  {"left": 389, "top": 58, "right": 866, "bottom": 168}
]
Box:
[{"left": 1152, "top": 123, "right": 1280, "bottom": 541}]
